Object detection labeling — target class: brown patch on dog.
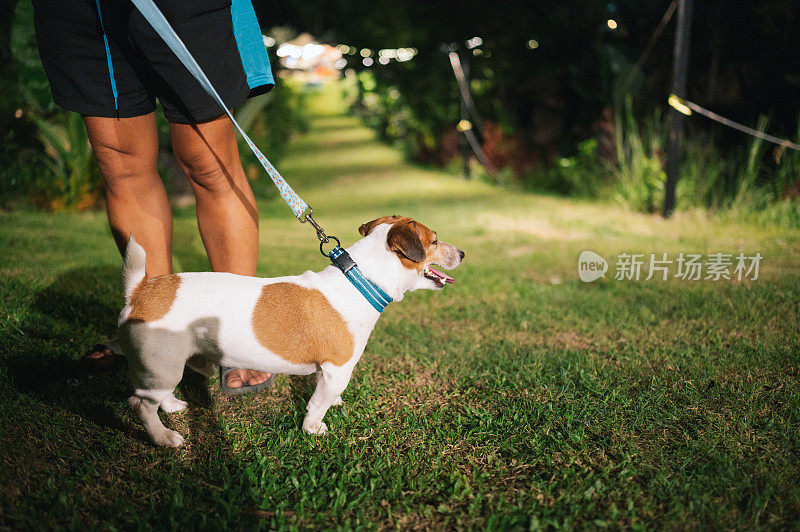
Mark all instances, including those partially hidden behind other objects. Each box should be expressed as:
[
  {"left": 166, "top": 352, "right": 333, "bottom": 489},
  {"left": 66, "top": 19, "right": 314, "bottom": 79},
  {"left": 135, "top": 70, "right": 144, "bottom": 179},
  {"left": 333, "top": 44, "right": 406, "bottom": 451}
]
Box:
[
  {"left": 358, "top": 215, "right": 409, "bottom": 236},
  {"left": 388, "top": 220, "right": 430, "bottom": 265},
  {"left": 126, "top": 275, "right": 181, "bottom": 323},
  {"left": 251, "top": 282, "right": 354, "bottom": 366}
]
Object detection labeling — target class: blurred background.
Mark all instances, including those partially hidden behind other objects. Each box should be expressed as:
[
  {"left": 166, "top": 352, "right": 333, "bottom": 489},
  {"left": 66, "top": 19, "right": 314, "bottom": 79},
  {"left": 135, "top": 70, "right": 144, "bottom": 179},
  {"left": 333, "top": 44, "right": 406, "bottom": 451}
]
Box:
[{"left": 1, "top": 0, "right": 799, "bottom": 224}]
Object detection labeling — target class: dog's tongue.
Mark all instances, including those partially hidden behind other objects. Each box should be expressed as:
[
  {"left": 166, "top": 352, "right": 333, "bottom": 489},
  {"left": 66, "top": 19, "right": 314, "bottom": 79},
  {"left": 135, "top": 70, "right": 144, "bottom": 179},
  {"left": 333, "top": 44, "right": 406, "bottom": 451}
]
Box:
[{"left": 428, "top": 266, "right": 455, "bottom": 284}]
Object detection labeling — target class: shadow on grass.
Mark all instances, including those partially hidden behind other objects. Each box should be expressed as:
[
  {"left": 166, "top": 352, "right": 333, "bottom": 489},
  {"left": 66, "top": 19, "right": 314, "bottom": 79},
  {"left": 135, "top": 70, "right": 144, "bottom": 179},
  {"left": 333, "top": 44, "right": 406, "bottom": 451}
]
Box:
[{"left": 2, "top": 265, "right": 264, "bottom": 527}]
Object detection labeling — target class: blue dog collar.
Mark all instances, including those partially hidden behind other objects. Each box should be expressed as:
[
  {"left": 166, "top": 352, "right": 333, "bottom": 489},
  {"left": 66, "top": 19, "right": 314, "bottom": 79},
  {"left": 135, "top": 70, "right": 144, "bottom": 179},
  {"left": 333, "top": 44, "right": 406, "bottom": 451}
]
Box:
[{"left": 328, "top": 246, "right": 392, "bottom": 312}]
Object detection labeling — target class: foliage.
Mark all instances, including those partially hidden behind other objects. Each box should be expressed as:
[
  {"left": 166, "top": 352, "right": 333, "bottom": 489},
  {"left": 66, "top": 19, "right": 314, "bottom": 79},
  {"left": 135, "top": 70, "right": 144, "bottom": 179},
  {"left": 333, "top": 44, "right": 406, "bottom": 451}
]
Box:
[
  {"left": 0, "top": 122, "right": 41, "bottom": 209},
  {"left": 529, "top": 138, "right": 612, "bottom": 197},
  {"left": 612, "top": 101, "right": 667, "bottom": 213},
  {"left": 517, "top": 103, "right": 800, "bottom": 227},
  {"left": 674, "top": 133, "right": 730, "bottom": 210},
  {"left": 30, "top": 112, "right": 100, "bottom": 211},
  {"left": 351, "top": 70, "right": 437, "bottom": 162}
]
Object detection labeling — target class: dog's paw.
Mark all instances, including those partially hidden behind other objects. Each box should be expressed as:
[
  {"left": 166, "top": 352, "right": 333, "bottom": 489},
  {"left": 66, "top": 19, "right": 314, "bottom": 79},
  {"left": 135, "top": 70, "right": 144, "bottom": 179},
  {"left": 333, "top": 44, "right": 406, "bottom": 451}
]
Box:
[
  {"left": 302, "top": 420, "right": 328, "bottom": 435},
  {"left": 160, "top": 395, "right": 188, "bottom": 413},
  {"left": 152, "top": 429, "right": 185, "bottom": 448},
  {"left": 127, "top": 396, "right": 142, "bottom": 410},
  {"left": 331, "top": 396, "right": 343, "bottom": 406}
]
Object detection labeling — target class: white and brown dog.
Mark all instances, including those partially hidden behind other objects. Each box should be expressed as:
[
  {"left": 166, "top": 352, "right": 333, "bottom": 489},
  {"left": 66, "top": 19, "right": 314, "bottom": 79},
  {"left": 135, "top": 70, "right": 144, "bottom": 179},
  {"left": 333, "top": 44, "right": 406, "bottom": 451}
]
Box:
[{"left": 119, "top": 216, "right": 464, "bottom": 446}]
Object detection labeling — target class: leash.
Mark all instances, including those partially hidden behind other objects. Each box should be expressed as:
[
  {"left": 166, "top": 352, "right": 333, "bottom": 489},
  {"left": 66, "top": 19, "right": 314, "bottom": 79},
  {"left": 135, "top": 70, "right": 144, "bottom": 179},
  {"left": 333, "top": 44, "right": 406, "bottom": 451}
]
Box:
[
  {"left": 118, "top": 0, "right": 392, "bottom": 311},
  {"left": 304, "top": 222, "right": 392, "bottom": 312},
  {"left": 127, "top": 0, "right": 311, "bottom": 221}
]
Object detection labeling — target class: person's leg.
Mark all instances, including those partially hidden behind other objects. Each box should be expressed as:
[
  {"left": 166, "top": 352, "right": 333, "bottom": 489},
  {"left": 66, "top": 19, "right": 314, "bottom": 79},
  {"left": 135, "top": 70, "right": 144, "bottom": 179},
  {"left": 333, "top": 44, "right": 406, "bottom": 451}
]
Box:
[
  {"left": 82, "top": 113, "right": 172, "bottom": 364},
  {"left": 84, "top": 113, "right": 173, "bottom": 276},
  {"left": 169, "top": 115, "right": 269, "bottom": 388}
]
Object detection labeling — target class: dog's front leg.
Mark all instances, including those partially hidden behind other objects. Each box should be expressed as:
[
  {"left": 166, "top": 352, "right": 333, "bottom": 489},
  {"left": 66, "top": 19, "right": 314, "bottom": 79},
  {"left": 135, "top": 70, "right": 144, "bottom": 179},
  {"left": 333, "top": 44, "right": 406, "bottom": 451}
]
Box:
[
  {"left": 316, "top": 368, "right": 344, "bottom": 406},
  {"left": 304, "top": 364, "right": 352, "bottom": 434}
]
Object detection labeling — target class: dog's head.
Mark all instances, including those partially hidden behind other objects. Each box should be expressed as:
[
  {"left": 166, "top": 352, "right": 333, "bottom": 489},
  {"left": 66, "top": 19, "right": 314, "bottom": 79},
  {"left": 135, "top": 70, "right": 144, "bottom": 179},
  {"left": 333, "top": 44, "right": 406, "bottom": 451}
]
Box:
[{"left": 358, "top": 216, "right": 464, "bottom": 292}]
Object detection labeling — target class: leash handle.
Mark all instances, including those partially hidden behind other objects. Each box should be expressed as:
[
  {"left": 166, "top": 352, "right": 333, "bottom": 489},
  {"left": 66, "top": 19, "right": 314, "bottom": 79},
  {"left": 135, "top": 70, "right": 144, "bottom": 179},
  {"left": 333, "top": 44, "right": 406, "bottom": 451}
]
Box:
[{"left": 129, "top": 0, "right": 310, "bottom": 219}]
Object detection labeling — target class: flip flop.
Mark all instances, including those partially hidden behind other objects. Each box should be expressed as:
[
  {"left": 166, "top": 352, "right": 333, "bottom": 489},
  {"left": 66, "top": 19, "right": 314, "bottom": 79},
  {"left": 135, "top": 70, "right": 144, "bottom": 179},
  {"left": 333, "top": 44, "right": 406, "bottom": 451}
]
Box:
[
  {"left": 219, "top": 366, "right": 276, "bottom": 396},
  {"left": 84, "top": 340, "right": 124, "bottom": 371}
]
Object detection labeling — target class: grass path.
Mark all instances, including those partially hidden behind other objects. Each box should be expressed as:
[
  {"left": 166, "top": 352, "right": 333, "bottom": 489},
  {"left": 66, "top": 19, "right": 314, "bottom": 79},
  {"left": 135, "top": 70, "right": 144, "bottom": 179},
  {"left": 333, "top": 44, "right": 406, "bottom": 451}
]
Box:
[{"left": 2, "top": 84, "right": 800, "bottom": 529}]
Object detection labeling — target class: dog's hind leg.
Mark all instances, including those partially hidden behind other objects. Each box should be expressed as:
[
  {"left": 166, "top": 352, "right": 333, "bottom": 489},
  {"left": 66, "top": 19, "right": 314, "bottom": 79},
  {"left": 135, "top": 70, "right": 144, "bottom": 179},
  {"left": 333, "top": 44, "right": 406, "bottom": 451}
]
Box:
[
  {"left": 128, "top": 390, "right": 184, "bottom": 447},
  {"left": 186, "top": 353, "right": 217, "bottom": 378},
  {"left": 125, "top": 326, "right": 192, "bottom": 446},
  {"left": 160, "top": 392, "right": 188, "bottom": 413}
]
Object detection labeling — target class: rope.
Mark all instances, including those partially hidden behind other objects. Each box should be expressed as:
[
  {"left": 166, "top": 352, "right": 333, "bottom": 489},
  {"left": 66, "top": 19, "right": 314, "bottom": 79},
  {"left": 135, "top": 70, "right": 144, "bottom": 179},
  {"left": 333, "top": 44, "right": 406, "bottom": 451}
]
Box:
[
  {"left": 620, "top": 0, "right": 677, "bottom": 93},
  {"left": 447, "top": 51, "right": 499, "bottom": 180},
  {"left": 462, "top": 126, "right": 498, "bottom": 179},
  {"left": 669, "top": 94, "right": 800, "bottom": 152},
  {"left": 447, "top": 51, "right": 485, "bottom": 132}
]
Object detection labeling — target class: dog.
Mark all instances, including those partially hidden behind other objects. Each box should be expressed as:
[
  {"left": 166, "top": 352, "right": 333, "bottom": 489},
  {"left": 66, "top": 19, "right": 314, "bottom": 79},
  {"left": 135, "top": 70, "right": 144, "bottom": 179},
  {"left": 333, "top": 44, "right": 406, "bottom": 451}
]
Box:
[{"left": 119, "top": 216, "right": 464, "bottom": 446}]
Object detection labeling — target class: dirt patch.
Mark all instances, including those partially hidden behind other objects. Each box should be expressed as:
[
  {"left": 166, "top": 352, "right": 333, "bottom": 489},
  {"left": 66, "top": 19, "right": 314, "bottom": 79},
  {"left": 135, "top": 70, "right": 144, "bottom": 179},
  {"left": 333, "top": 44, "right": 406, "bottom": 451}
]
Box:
[{"left": 477, "top": 213, "right": 590, "bottom": 241}]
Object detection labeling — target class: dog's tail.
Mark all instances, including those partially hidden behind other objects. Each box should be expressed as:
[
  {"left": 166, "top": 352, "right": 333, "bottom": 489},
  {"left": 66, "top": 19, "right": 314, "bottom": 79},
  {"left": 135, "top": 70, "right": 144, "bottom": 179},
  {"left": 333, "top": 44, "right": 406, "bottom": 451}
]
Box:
[{"left": 122, "top": 234, "right": 147, "bottom": 302}]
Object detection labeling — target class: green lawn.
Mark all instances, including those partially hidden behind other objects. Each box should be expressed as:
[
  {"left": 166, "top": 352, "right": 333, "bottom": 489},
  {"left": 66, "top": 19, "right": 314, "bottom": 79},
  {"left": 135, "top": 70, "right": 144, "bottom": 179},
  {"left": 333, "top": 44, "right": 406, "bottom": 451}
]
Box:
[{"left": 2, "top": 85, "right": 800, "bottom": 529}]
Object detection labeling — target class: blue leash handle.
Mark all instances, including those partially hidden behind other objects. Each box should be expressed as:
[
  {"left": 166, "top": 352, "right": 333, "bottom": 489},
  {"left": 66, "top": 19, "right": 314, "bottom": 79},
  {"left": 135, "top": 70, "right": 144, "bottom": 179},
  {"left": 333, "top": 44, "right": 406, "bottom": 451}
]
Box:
[{"left": 128, "top": 0, "right": 310, "bottom": 219}]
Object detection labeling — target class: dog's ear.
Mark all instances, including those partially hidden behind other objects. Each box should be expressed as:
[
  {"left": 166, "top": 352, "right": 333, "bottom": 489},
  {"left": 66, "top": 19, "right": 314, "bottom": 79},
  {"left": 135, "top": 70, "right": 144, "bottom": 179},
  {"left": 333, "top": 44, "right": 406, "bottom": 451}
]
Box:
[
  {"left": 359, "top": 215, "right": 407, "bottom": 236},
  {"left": 387, "top": 220, "right": 426, "bottom": 263}
]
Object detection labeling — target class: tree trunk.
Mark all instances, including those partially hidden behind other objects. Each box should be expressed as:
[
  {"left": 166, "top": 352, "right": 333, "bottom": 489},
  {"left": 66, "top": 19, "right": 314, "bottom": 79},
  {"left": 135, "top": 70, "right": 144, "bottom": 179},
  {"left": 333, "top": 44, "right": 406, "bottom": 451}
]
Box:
[{"left": 663, "top": 0, "right": 693, "bottom": 217}]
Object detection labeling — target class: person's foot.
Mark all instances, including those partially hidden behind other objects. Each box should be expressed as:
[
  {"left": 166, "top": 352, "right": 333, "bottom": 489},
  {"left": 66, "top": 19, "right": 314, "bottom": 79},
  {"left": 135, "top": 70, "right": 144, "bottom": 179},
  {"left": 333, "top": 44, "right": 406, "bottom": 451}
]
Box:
[
  {"left": 225, "top": 368, "right": 272, "bottom": 389},
  {"left": 85, "top": 340, "right": 122, "bottom": 370}
]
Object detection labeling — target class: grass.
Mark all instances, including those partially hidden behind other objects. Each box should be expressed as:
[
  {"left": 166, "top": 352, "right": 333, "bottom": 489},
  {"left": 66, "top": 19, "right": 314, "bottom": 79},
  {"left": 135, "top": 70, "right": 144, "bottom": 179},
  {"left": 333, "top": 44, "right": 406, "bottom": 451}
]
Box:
[{"left": 2, "top": 83, "right": 800, "bottom": 529}]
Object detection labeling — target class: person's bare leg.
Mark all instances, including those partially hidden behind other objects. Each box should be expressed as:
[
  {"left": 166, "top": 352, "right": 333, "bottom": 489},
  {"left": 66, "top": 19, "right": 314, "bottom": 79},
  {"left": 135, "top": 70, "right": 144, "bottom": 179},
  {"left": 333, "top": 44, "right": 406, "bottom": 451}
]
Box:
[
  {"left": 83, "top": 113, "right": 172, "bottom": 363},
  {"left": 170, "top": 115, "right": 269, "bottom": 388},
  {"left": 84, "top": 113, "right": 173, "bottom": 276}
]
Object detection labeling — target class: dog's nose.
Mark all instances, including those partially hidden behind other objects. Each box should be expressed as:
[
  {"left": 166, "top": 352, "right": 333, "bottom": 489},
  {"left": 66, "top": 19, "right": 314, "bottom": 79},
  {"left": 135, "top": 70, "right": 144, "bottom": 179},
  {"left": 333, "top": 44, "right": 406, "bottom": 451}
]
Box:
[{"left": 458, "top": 249, "right": 465, "bottom": 259}]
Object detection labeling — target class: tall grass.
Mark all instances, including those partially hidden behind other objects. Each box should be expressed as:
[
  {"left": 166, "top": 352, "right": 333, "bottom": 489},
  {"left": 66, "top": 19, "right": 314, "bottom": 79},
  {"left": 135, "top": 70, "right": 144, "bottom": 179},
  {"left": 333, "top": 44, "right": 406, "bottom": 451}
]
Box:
[
  {"left": 612, "top": 100, "right": 667, "bottom": 213},
  {"left": 612, "top": 105, "right": 800, "bottom": 226}
]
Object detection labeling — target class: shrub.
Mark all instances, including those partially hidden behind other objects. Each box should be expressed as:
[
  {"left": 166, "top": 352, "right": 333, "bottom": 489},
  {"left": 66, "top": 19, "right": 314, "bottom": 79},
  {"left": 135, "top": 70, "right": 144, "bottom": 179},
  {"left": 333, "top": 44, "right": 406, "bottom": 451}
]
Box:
[
  {"left": 612, "top": 101, "right": 666, "bottom": 213},
  {"left": 30, "top": 112, "right": 100, "bottom": 211},
  {"left": 537, "top": 138, "right": 611, "bottom": 197}
]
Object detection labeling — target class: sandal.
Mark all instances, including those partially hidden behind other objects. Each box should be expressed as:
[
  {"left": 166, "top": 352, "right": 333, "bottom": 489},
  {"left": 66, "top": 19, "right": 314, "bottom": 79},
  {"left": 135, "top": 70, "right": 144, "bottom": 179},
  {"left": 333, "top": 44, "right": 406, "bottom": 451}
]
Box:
[
  {"left": 85, "top": 339, "right": 123, "bottom": 371},
  {"left": 219, "top": 366, "right": 276, "bottom": 396}
]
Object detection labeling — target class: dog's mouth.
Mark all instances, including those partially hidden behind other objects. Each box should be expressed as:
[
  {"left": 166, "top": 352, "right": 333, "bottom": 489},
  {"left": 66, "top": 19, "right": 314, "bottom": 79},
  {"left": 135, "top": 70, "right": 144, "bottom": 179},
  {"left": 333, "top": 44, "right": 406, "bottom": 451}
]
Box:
[{"left": 423, "top": 265, "right": 455, "bottom": 287}]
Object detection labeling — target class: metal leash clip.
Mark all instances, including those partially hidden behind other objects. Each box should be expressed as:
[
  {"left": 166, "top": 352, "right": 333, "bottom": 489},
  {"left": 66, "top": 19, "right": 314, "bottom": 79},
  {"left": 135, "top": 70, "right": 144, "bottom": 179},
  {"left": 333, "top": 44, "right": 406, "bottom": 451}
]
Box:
[{"left": 300, "top": 207, "right": 341, "bottom": 257}]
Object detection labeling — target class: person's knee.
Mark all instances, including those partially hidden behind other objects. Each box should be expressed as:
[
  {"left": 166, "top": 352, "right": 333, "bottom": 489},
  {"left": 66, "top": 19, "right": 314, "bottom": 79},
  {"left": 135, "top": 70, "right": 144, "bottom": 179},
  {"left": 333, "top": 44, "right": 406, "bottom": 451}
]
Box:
[
  {"left": 175, "top": 147, "right": 240, "bottom": 194},
  {"left": 84, "top": 114, "right": 159, "bottom": 188},
  {"left": 93, "top": 142, "right": 157, "bottom": 187}
]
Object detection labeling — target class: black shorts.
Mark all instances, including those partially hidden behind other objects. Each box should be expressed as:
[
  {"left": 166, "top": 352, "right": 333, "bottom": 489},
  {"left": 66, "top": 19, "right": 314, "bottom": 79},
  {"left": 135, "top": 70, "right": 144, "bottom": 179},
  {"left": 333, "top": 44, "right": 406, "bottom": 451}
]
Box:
[{"left": 32, "top": 0, "right": 271, "bottom": 124}]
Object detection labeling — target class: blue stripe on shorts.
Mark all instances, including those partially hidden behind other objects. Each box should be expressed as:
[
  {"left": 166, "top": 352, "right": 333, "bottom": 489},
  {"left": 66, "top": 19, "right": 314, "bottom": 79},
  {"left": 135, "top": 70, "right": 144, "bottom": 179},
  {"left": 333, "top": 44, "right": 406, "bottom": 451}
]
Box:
[{"left": 231, "top": 0, "right": 274, "bottom": 92}]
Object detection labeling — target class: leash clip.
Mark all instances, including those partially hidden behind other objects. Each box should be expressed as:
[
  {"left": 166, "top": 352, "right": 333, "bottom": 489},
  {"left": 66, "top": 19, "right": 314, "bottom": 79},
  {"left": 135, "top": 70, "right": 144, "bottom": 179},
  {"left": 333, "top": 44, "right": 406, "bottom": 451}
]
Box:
[
  {"left": 301, "top": 207, "right": 346, "bottom": 257},
  {"left": 300, "top": 208, "right": 329, "bottom": 243}
]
